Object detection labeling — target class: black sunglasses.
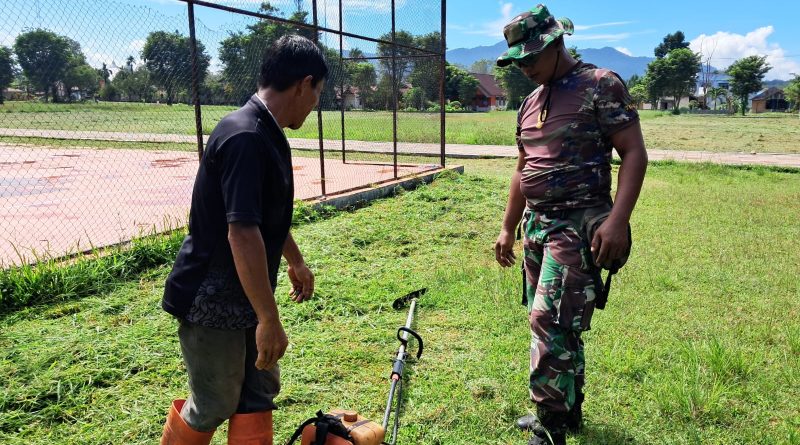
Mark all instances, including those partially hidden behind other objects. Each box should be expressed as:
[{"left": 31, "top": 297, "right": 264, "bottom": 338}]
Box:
[{"left": 513, "top": 54, "right": 540, "bottom": 69}]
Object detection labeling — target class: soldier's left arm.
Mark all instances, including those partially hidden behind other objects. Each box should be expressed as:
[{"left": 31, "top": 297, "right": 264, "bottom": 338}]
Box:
[
  {"left": 592, "top": 122, "right": 648, "bottom": 266},
  {"left": 610, "top": 121, "right": 647, "bottom": 223}
]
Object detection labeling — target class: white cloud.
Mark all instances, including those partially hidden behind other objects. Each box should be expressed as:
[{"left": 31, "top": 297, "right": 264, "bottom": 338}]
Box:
[
  {"left": 567, "top": 33, "right": 631, "bottom": 43},
  {"left": 343, "top": 0, "right": 407, "bottom": 12},
  {"left": 86, "top": 52, "right": 117, "bottom": 69},
  {"left": 128, "top": 39, "right": 145, "bottom": 55},
  {"left": 314, "top": 0, "right": 409, "bottom": 50},
  {"left": 615, "top": 47, "right": 633, "bottom": 56},
  {"left": 460, "top": 2, "right": 515, "bottom": 39},
  {"left": 304, "top": 0, "right": 409, "bottom": 20},
  {"left": 456, "top": 8, "right": 640, "bottom": 46},
  {"left": 265, "top": 0, "right": 413, "bottom": 51},
  {"left": 86, "top": 52, "right": 133, "bottom": 78},
  {"left": 690, "top": 26, "right": 800, "bottom": 80},
  {"left": 574, "top": 21, "right": 634, "bottom": 31}
]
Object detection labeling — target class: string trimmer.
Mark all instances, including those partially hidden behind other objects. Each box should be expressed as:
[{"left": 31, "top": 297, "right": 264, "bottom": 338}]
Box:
[{"left": 286, "top": 288, "right": 426, "bottom": 445}]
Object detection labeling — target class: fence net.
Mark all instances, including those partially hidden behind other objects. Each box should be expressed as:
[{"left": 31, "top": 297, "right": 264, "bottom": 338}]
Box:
[{"left": 0, "top": 0, "right": 445, "bottom": 266}]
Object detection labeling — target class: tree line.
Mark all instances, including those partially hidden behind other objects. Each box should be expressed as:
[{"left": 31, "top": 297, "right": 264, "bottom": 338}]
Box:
[
  {"left": 0, "top": 3, "right": 486, "bottom": 111},
  {"left": 455, "top": 32, "right": 799, "bottom": 115},
  {"left": 5, "top": 11, "right": 794, "bottom": 114},
  {"left": 625, "top": 31, "right": 796, "bottom": 115}
]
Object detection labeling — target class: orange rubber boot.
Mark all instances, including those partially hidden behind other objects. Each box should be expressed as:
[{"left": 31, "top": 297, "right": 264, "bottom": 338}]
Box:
[
  {"left": 160, "top": 399, "right": 215, "bottom": 445},
  {"left": 227, "top": 411, "right": 274, "bottom": 445}
]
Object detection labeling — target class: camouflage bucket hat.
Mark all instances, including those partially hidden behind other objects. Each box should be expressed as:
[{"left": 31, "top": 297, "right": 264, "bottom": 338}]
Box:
[{"left": 496, "top": 4, "right": 574, "bottom": 67}]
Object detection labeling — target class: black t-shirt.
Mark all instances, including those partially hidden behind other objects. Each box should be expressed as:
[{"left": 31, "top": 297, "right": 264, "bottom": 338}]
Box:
[{"left": 162, "top": 95, "right": 294, "bottom": 329}]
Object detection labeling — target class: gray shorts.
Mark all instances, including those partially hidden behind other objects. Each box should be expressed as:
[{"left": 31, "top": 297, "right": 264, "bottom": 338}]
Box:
[{"left": 177, "top": 319, "right": 281, "bottom": 432}]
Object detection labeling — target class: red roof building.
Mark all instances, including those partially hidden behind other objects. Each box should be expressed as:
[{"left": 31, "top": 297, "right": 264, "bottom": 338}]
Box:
[{"left": 470, "top": 73, "right": 507, "bottom": 111}]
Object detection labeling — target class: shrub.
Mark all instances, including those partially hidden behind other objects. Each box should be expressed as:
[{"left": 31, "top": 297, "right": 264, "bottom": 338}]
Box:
[{"left": 99, "top": 84, "right": 119, "bottom": 101}]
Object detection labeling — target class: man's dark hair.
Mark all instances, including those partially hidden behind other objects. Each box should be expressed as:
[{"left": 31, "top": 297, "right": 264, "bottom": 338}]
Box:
[{"left": 258, "top": 35, "right": 329, "bottom": 91}]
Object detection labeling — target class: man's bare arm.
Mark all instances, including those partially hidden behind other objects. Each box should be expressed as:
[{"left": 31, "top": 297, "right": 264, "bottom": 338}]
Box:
[{"left": 229, "top": 222, "right": 287, "bottom": 369}]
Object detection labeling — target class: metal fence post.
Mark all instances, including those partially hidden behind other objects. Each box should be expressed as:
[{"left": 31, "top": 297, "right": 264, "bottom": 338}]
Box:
[
  {"left": 186, "top": 0, "right": 204, "bottom": 161},
  {"left": 440, "top": 0, "right": 446, "bottom": 167},
  {"left": 391, "top": 0, "right": 398, "bottom": 179},
  {"left": 312, "top": 0, "right": 326, "bottom": 196},
  {"left": 339, "top": 0, "right": 346, "bottom": 164}
]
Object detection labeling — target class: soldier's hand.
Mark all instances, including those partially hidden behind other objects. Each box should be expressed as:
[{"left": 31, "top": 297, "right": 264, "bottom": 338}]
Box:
[
  {"left": 255, "top": 319, "right": 288, "bottom": 370},
  {"left": 591, "top": 218, "right": 629, "bottom": 268},
  {"left": 495, "top": 229, "right": 517, "bottom": 267}
]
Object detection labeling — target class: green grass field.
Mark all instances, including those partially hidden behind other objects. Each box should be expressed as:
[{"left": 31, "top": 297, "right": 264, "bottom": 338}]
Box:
[
  {"left": 1, "top": 159, "right": 798, "bottom": 444},
  {"left": 1, "top": 101, "right": 799, "bottom": 153}
]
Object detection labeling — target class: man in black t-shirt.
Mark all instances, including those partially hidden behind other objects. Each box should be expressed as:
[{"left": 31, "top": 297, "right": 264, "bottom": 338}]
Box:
[{"left": 159, "top": 35, "right": 328, "bottom": 445}]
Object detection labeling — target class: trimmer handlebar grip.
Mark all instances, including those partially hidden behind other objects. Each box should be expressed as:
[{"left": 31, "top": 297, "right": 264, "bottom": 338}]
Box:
[{"left": 396, "top": 327, "right": 423, "bottom": 359}]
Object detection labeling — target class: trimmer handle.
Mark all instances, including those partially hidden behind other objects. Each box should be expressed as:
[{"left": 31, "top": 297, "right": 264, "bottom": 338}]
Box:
[{"left": 397, "top": 327, "right": 423, "bottom": 359}]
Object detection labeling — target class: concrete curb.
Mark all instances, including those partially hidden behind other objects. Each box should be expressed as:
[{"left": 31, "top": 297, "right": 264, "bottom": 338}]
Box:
[{"left": 308, "top": 165, "right": 465, "bottom": 210}]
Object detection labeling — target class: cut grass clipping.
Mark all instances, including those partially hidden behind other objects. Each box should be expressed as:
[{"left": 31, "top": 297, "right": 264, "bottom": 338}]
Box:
[{"left": 1, "top": 162, "right": 799, "bottom": 444}]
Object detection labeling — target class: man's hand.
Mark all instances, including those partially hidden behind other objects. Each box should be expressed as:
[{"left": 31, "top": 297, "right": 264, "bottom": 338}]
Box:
[
  {"left": 590, "top": 218, "right": 629, "bottom": 268},
  {"left": 255, "top": 319, "right": 288, "bottom": 370},
  {"left": 287, "top": 262, "right": 314, "bottom": 302},
  {"left": 495, "top": 229, "right": 517, "bottom": 267}
]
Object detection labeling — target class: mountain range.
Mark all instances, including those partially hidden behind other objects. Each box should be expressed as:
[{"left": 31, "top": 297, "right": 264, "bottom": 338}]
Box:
[
  {"left": 356, "top": 42, "right": 789, "bottom": 87},
  {"left": 446, "top": 41, "right": 654, "bottom": 81}
]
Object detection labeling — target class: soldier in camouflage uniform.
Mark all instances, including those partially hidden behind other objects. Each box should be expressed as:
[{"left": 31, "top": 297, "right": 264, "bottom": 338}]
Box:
[{"left": 493, "top": 5, "right": 648, "bottom": 445}]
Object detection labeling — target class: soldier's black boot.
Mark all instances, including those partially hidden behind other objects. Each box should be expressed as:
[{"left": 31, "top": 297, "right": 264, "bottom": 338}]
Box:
[
  {"left": 527, "top": 406, "right": 567, "bottom": 445},
  {"left": 518, "top": 388, "right": 584, "bottom": 433},
  {"left": 516, "top": 413, "right": 538, "bottom": 431},
  {"left": 565, "top": 388, "right": 584, "bottom": 432}
]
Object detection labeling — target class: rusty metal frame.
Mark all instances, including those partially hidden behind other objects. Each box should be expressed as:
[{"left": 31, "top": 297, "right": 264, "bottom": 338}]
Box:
[{"left": 179, "top": 0, "right": 446, "bottom": 198}]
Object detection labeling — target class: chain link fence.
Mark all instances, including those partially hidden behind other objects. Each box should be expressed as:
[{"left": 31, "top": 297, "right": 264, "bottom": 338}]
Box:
[{"left": 0, "top": 0, "right": 445, "bottom": 266}]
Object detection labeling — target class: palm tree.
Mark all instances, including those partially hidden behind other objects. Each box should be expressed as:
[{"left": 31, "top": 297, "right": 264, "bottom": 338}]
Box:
[
  {"left": 126, "top": 55, "right": 135, "bottom": 73},
  {"left": 724, "top": 91, "right": 737, "bottom": 114},
  {"left": 707, "top": 86, "right": 727, "bottom": 111}
]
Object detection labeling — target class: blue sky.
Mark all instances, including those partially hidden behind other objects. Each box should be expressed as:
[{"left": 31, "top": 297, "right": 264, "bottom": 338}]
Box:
[{"left": 3, "top": 0, "right": 799, "bottom": 79}]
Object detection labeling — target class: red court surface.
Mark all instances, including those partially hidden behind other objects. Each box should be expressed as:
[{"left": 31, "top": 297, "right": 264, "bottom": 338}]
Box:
[{"left": 0, "top": 145, "right": 437, "bottom": 266}]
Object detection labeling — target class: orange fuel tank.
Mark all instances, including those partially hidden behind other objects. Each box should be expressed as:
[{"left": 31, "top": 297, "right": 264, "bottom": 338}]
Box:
[{"left": 300, "top": 409, "right": 385, "bottom": 445}]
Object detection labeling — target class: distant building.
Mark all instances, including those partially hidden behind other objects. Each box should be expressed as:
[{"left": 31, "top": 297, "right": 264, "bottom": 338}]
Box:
[
  {"left": 470, "top": 73, "right": 506, "bottom": 111},
  {"left": 646, "top": 96, "right": 693, "bottom": 111},
  {"left": 750, "top": 87, "right": 788, "bottom": 113},
  {"left": 696, "top": 73, "right": 732, "bottom": 109},
  {"left": 3, "top": 88, "right": 29, "bottom": 101},
  {"left": 640, "top": 73, "right": 733, "bottom": 111},
  {"left": 339, "top": 86, "right": 364, "bottom": 110}
]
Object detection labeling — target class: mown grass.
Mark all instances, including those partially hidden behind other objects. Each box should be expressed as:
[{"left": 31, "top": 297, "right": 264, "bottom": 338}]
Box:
[
  {"left": 0, "top": 135, "right": 198, "bottom": 153},
  {"left": 2, "top": 101, "right": 799, "bottom": 152},
  {"left": 0, "top": 101, "right": 236, "bottom": 136},
  {"left": 0, "top": 205, "right": 334, "bottom": 314},
  {"left": 1, "top": 160, "right": 799, "bottom": 444},
  {"left": 641, "top": 113, "right": 800, "bottom": 154}
]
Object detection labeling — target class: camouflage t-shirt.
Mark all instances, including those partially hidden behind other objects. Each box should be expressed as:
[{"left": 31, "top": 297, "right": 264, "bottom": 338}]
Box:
[{"left": 516, "top": 62, "right": 639, "bottom": 211}]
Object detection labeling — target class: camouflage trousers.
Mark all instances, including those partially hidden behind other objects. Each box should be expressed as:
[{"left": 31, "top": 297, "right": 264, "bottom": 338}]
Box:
[{"left": 522, "top": 205, "right": 607, "bottom": 413}]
